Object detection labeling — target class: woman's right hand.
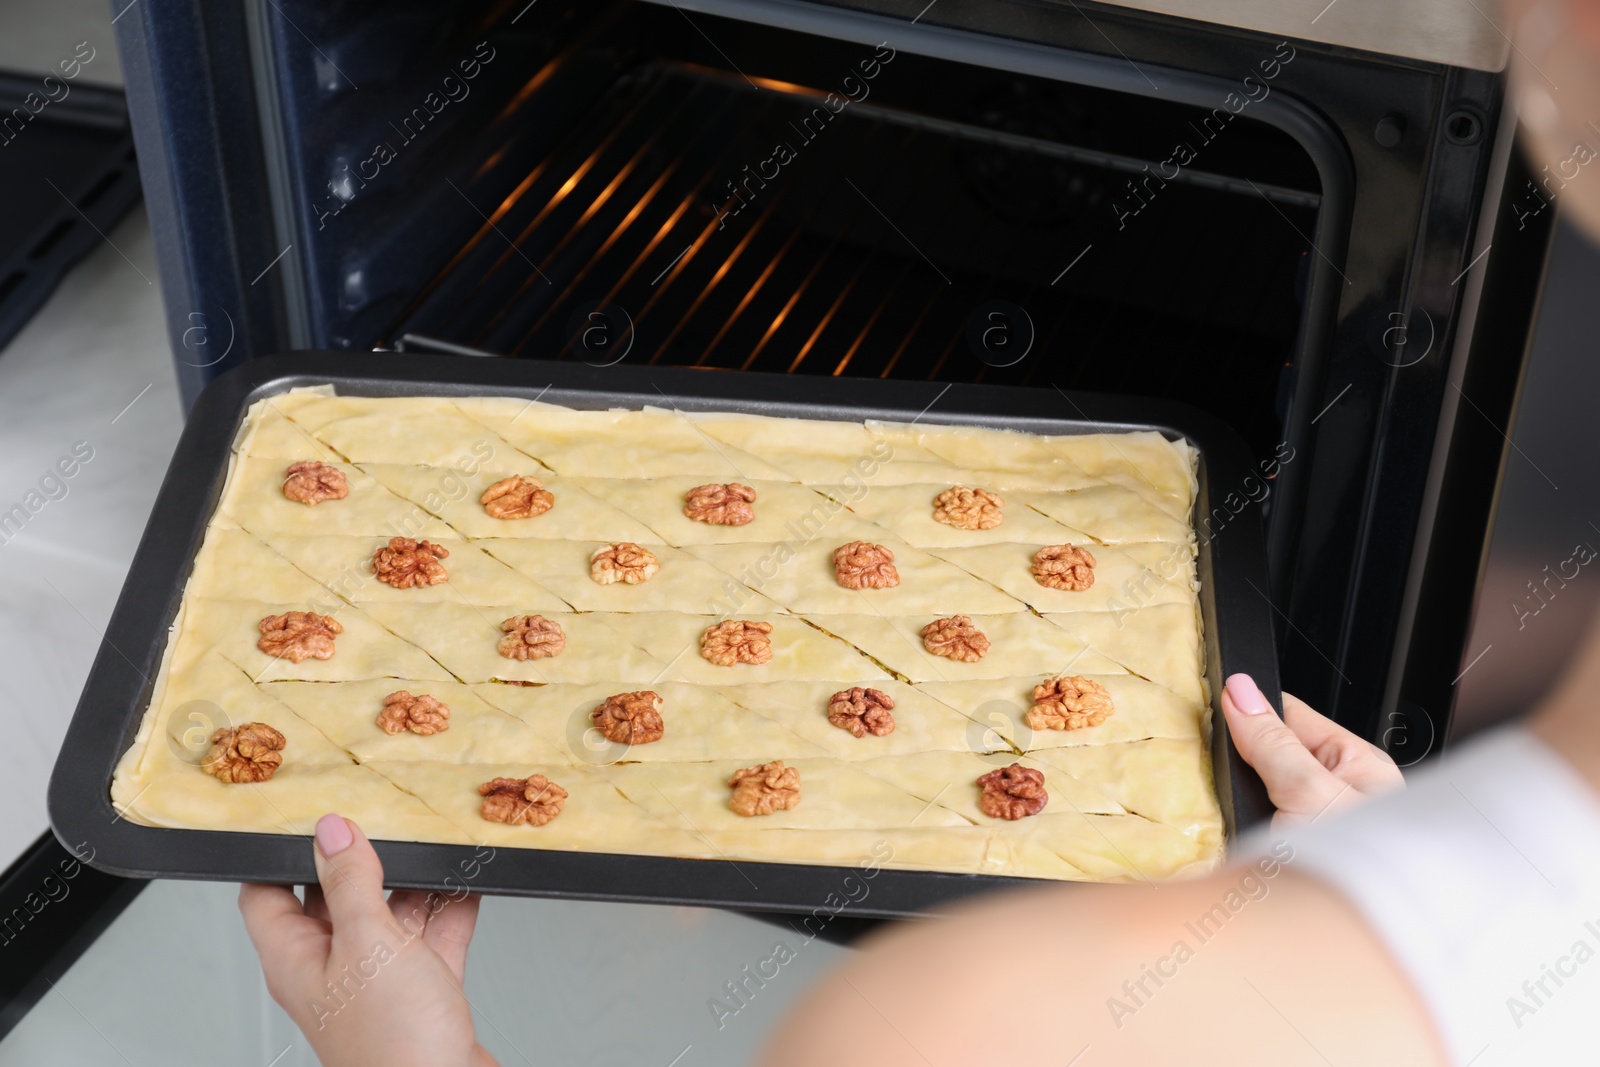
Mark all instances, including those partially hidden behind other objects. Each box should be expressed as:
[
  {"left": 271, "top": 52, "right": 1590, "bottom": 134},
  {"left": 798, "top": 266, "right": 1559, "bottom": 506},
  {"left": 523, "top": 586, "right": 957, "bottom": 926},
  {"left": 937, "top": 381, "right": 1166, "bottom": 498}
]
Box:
[
  {"left": 238, "top": 814, "right": 498, "bottom": 1067},
  {"left": 1221, "top": 673, "right": 1404, "bottom": 829}
]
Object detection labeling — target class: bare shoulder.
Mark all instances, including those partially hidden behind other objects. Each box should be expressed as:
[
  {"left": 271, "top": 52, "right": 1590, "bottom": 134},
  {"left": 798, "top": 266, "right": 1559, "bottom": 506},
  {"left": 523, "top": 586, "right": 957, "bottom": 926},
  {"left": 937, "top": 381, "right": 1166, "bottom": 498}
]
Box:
[{"left": 759, "top": 868, "right": 1447, "bottom": 1067}]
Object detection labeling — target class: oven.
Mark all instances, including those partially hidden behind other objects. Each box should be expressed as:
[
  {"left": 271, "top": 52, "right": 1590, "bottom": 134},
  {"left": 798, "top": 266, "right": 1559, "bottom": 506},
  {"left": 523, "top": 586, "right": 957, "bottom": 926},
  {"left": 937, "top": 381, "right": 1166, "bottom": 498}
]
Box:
[{"left": 113, "top": 0, "right": 1551, "bottom": 753}]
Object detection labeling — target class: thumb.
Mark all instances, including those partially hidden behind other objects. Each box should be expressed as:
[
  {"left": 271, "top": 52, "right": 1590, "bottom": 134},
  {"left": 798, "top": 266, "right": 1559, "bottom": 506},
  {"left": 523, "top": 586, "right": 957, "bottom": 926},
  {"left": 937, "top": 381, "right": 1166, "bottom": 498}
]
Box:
[
  {"left": 312, "top": 813, "right": 393, "bottom": 939},
  {"left": 1221, "top": 674, "right": 1349, "bottom": 820}
]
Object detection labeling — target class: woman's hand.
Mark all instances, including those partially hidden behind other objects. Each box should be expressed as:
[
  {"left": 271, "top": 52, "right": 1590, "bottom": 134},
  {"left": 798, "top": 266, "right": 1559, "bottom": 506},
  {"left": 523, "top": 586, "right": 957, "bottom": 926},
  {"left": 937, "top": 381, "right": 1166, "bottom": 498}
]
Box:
[
  {"left": 1222, "top": 673, "right": 1404, "bottom": 829},
  {"left": 238, "top": 813, "right": 498, "bottom": 1067}
]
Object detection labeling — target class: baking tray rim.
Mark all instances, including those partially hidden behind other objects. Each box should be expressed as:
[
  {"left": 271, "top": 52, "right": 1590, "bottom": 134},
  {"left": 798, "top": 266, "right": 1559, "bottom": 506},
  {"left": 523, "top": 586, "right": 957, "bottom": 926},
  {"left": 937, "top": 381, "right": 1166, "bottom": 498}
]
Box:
[{"left": 48, "top": 351, "right": 1280, "bottom": 917}]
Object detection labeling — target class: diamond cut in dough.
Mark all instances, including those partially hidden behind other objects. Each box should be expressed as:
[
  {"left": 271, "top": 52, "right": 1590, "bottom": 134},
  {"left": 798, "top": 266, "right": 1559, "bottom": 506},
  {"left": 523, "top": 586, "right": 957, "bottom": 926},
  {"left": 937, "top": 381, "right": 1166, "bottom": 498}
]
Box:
[
  {"left": 608, "top": 757, "right": 970, "bottom": 833},
  {"left": 806, "top": 612, "right": 1126, "bottom": 683},
  {"left": 1026, "top": 484, "right": 1193, "bottom": 545},
  {"left": 852, "top": 751, "right": 1127, "bottom": 820},
  {"left": 254, "top": 533, "right": 569, "bottom": 610},
  {"left": 263, "top": 678, "right": 569, "bottom": 766},
  {"left": 114, "top": 650, "right": 356, "bottom": 781},
  {"left": 300, "top": 396, "right": 543, "bottom": 469},
  {"left": 689, "top": 410, "right": 956, "bottom": 485},
  {"left": 109, "top": 653, "right": 471, "bottom": 844},
  {"left": 717, "top": 681, "right": 981, "bottom": 760},
  {"left": 478, "top": 538, "right": 784, "bottom": 614},
  {"left": 684, "top": 538, "right": 1026, "bottom": 616},
  {"left": 472, "top": 404, "right": 793, "bottom": 481},
  {"left": 472, "top": 681, "right": 830, "bottom": 765},
  {"left": 178, "top": 599, "right": 455, "bottom": 684},
  {"left": 823, "top": 483, "right": 1094, "bottom": 548},
  {"left": 903, "top": 423, "right": 1098, "bottom": 484},
  {"left": 187, "top": 528, "right": 332, "bottom": 604},
  {"left": 598, "top": 613, "right": 892, "bottom": 685},
  {"left": 980, "top": 833, "right": 1096, "bottom": 880},
  {"left": 369, "top": 760, "right": 707, "bottom": 855},
  {"left": 1043, "top": 604, "right": 1206, "bottom": 705},
  {"left": 359, "top": 465, "right": 659, "bottom": 543},
  {"left": 997, "top": 810, "right": 1221, "bottom": 881},
  {"left": 216, "top": 455, "right": 455, "bottom": 538},
  {"left": 234, "top": 393, "right": 344, "bottom": 461},
  {"left": 917, "top": 674, "right": 1205, "bottom": 750},
  {"left": 573, "top": 476, "right": 883, "bottom": 547},
  {"left": 357, "top": 603, "right": 661, "bottom": 685},
  {"left": 117, "top": 756, "right": 473, "bottom": 843},
  {"left": 1041, "top": 430, "right": 1196, "bottom": 518},
  {"left": 928, "top": 541, "right": 1197, "bottom": 614},
  {"left": 1027, "top": 739, "right": 1223, "bottom": 842}
]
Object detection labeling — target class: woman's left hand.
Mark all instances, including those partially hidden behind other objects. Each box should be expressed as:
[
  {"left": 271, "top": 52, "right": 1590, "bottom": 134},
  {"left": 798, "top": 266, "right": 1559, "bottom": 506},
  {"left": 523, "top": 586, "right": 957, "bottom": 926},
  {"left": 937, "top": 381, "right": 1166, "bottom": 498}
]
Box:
[{"left": 1222, "top": 673, "right": 1405, "bottom": 829}]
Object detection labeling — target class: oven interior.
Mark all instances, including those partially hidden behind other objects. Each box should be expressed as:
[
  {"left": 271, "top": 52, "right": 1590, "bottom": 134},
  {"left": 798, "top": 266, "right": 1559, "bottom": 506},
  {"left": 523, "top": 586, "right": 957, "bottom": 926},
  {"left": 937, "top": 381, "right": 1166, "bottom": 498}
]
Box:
[{"left": 268, "top": 0, "right": 1324, "bottom": 467}]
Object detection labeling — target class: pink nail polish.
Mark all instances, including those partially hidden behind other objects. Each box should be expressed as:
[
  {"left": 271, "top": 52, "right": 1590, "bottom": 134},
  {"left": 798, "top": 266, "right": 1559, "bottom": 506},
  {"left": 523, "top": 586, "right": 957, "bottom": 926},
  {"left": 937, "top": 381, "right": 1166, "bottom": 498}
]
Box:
[
  {"left": 315, "top": 813, "right": 353, "bottom": 856},
  {"left": 1225, "top": 674, "right": 1272, "bottom": 715}
]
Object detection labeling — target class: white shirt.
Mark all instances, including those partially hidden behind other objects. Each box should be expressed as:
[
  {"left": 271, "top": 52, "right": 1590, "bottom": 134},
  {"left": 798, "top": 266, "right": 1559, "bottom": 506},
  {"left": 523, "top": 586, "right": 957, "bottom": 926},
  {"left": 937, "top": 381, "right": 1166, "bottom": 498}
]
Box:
[{"left": 1242, "top": 726, "right": 1600, "bottom": 1065}]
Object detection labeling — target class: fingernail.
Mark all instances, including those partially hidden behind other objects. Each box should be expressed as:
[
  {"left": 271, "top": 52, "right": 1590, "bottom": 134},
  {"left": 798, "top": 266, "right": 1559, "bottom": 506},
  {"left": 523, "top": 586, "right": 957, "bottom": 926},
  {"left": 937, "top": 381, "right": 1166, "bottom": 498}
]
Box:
[
  {"left": 315, "top": 813, "right": 353, "bottom": 856},
  {"left": 1225, "top": 674, "right": 1272, "bottom": 715}
]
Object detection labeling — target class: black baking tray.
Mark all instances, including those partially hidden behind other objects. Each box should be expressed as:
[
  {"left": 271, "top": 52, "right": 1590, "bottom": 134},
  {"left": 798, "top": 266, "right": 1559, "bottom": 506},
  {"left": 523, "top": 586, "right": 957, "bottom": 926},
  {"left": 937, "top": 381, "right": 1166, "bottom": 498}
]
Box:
[{"left": 49, "top": 351, "right": 1279, "bottom": 917}]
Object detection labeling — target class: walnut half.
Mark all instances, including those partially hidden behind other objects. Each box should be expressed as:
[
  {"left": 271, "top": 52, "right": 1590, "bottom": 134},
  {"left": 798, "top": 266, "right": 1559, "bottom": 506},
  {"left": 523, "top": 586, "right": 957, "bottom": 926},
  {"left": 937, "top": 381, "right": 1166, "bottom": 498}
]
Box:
[
  {"left": 498, "top": 615, "right": 566, "bottom": 660},
  {"left": 257, "top": 611, "right": 342, "bottom": 663},
  {"left": 932, "top": 486, "right": 1004, "bottom": 530},
  {"left": 282, "top": 461, "right": 349, "bottom": 506},
  {"left": 728, "top": 761, "right": 801, "bottom": 816},
  {"left": 827, "top": 687, "right": 896, "bottom": 738},
  {"left": 481, "top": 475, "right": 554, "bottom": 519},
  {"left": 377, "top": 691, "right": 451, "bottom": 736},
  {"left": 592, "top": 690, "right": 665, "bottom": 745},
  {"left": 478, "top": 774, "right": 568, "bottom": 826},
  {"left": 1032, "top": 544, "right": 1096, "bottom": 591},
  {"left": 684, "top": 482, "right": 756, "bottom": 526},
  {"left": 201, "top": 723, "right": 286, "bottom": 783},
  {"left": 590, "top": 542, "right": 660, "bottom": 585},
  {"left": 977, "top": 763, "right": 1048, "bottom": 820},
  {"left": 920, "top": 615, "right": 990, "bottom": 662},
  {"left": 700, "top": 619, "right": 773, "bottom": 666},
  {"left": 372, "top": 537, "right": 450, "bottom": 588},
  {"left": 1026, "top": 676, "right": 1114, "bottom": 731},
  {"left": 833, "top": 541, "right": 899, "bottom": 589}
]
